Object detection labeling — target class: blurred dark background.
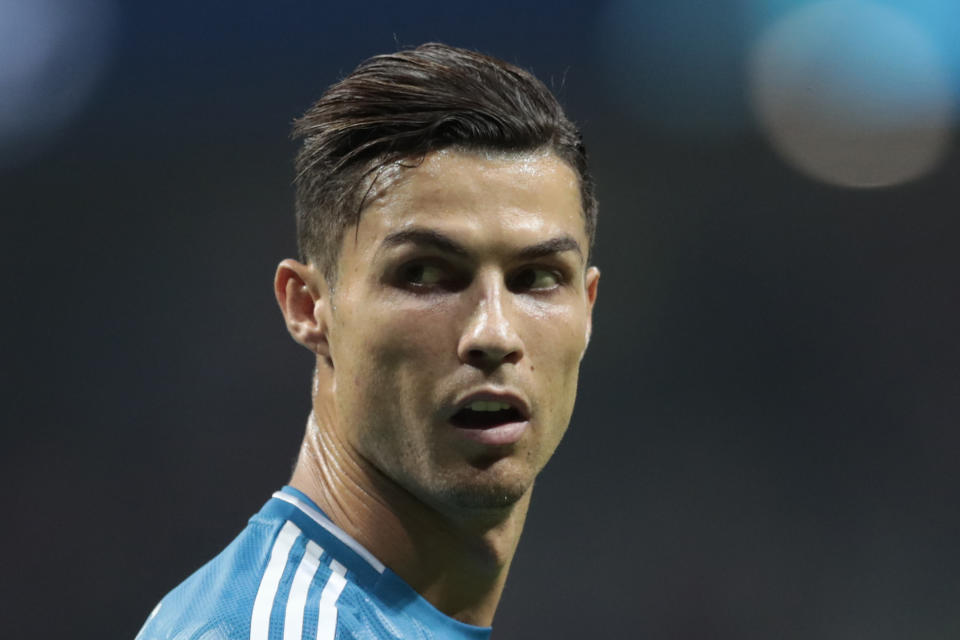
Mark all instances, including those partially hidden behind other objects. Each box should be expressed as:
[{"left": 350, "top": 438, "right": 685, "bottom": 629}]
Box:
[{"left": 3, "top": 1, "right": 959, "bottom": 638}]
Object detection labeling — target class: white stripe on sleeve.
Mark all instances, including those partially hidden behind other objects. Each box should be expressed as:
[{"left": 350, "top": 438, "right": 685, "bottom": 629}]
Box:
[
  {"left": 250, "top": 520, "right": 302, "bottom": 640},
  {"left": 315, "top": 560, "right": 348, "bottom": 640},
  {"left": 283, "top": 540, "right": 324, "bottom": 640}
]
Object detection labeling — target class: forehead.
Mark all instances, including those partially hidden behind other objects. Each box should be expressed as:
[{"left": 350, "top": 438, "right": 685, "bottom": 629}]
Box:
[{"left": 353, "top": 148, "right": 586, "bottom": 249}]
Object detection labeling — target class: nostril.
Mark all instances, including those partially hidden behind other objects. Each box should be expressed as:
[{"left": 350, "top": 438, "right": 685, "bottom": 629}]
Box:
[
  {"left": 466, "top": 349, "right": 495, "bottom": 368},
  {"left": 465, "top": 347, "right": 521, "bottom": 368}
]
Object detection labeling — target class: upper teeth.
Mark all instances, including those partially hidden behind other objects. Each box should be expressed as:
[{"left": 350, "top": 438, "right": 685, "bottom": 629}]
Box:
[{"left": 467, "top": 400, "right": 512, "bottom": 412}]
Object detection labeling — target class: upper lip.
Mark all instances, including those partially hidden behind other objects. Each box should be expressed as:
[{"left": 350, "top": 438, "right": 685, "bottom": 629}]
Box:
[{"left": 449, "top": 388, "right": 531, "bottom": 421}]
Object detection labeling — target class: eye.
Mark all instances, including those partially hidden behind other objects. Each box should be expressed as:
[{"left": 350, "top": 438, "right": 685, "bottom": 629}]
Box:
[
  {"left": 510, "top": 267, "right": 562, "bottom": 291},
  {"left": 399, "top": 262, "right": 447, "bottom": 287}
]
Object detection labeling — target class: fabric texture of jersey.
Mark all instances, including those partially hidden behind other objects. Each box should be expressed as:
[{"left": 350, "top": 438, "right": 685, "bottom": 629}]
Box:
[{"left": 136, "top": 487, "right": 491, "bottom": 640}]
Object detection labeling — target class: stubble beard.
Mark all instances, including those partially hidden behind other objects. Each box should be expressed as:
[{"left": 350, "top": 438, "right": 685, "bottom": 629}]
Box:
[
  {"left": 364, "top": 411, "right": 538, "bottom": 516},
  {"left": 420, "top": 454, "right": 536, "bottom": 514},
  {"left": 437, "top": 480, "right": 528, "bottom": 511}
]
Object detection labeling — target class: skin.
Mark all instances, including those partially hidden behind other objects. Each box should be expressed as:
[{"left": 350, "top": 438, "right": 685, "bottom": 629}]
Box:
[{"left": 275, "top": 148, "right": 599, "bottom": 626}]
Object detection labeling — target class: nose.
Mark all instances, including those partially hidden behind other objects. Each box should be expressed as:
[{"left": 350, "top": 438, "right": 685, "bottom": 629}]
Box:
[{"left": 457, "top": 273, "right": 524, "bottom": 370}]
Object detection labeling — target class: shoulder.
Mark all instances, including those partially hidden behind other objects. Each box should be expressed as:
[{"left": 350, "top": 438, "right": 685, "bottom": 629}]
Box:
[
  {"left": 134, "top": 515, "right": 280, "bottom": 640},
  {"left": 133, "top": 511, "right": 370, "bottom": 640},
  {"left": 134, "top": 490, "right": 491, "bottom": 640}
]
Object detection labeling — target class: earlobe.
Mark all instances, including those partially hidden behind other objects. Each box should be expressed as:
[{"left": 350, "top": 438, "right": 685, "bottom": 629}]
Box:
[{"left": 274, "top": 259, "right": 331, "bottom": 358}]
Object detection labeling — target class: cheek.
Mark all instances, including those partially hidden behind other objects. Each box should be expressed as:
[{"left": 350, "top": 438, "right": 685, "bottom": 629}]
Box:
[
  {"left": 520, "top": 301, "right": 588, "bottom": 365},
  {"left": 521, "top": 306, "right": 588, "bottom": 419},
  {"left": 335, "top": 300, "right": 458, "bottom": 392},
  {"left": 379, "top": 303, "right": 457, "bottom": 362}
]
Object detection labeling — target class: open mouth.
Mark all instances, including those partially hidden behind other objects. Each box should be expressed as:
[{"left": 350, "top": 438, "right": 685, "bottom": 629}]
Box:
[{"left": 450, "top": 402, "right": 526, "bottom": 429}]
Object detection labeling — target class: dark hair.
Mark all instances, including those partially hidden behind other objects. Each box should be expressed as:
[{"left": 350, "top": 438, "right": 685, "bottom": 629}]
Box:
[{"left": 292, "top": 42, "right": 597, "bottom": 280}]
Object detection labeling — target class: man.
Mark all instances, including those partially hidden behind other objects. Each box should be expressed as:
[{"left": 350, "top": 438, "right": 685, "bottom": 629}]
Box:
[{"left": 137, "top": 42, "right": 599, "bottom": 640}]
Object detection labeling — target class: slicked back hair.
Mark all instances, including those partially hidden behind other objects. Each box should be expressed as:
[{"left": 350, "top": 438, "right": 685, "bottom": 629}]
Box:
[{"left": 292, "top": 42, "right": 597, "bottom": 282}]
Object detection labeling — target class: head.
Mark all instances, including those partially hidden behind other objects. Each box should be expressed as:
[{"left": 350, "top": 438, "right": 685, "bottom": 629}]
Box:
[{"left": 277, "top": 43, "right": 599, "bottom": 516}]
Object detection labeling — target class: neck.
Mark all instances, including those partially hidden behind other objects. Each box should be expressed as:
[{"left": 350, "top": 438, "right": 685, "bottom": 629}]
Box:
[{"left": 289, "top": 409, "right": 531, "bottom": 627}]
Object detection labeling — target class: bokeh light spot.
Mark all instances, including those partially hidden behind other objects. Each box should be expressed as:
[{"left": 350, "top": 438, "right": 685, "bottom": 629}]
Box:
[{"left": 748, "top": 0, "right": 955, "bottom": 188}]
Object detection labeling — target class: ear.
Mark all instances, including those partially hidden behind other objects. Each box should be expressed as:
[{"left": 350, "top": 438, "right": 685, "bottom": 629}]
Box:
[
  {"left": 583, "top": 266, "right": 600, "bottom": 348},
  {"left": 274, "top": 259, "right": 331, "bottom": 360}
]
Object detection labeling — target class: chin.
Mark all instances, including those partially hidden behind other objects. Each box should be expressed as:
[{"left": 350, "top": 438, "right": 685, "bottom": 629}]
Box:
[
  {"left": 439, "top": 483, "right": 528, "bottom": 510},
  {"left": 432, "top": 462, "right": 534, "bottom": 511},
  {"left": 396, "top": 450, "right": 542, "bottom": 514}
]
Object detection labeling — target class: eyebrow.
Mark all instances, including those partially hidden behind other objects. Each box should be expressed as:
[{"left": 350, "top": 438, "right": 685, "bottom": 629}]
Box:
[
  {"left": 379, "top": 228, "right": 583, "bottom": 260},
  {"left": 517, "top": 235, "right": 583, "bottom": 260}
]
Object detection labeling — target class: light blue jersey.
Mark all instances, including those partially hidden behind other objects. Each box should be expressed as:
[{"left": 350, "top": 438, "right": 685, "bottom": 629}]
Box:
[{"left": 136, "top": 487, "right": 491, "bottom": 640}]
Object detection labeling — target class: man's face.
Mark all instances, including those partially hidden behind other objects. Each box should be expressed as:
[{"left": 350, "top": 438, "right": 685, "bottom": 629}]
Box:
[{"left": 325, "top": 148, "right": 599, "bottom": 513}]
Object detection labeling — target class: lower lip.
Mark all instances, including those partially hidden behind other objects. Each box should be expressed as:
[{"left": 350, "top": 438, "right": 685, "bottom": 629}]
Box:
[{"left": 452, "top": 420, "right": 529, "bottom": 446}]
